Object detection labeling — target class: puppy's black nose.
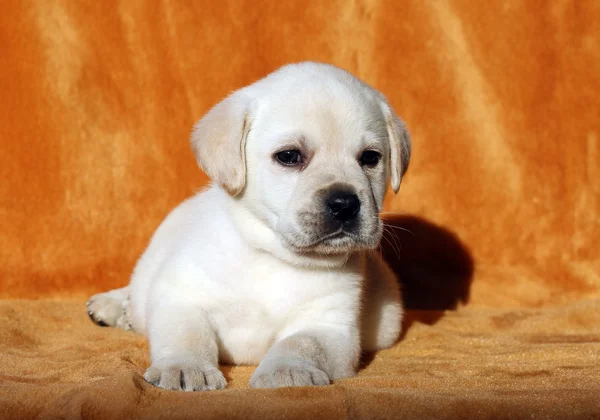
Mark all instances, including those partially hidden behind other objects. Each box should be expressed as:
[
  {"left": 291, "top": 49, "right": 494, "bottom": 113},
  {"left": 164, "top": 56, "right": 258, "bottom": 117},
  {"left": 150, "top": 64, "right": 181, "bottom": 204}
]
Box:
[{"left": 326, "top": 191, "right": 361, "bottom": 223}]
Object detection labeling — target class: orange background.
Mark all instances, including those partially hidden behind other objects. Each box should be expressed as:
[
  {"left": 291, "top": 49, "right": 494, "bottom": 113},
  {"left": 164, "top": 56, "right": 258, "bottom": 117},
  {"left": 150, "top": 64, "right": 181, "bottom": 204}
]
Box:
[{"left": 1, "top": 1, "right": 599, "bottom": 308}]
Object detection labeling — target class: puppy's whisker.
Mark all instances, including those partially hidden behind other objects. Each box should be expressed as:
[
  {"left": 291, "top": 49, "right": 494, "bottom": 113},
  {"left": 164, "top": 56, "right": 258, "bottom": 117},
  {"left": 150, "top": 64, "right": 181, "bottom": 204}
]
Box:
[
  {"left": 386, "top": 229, "right": 403, "bottom": 255},
  {"left": 378, "top": 221, "right": 404, "bottom": 252},
  {"left": 382, "top": 224, "right": 415, "bottom": 236},
  {"left": 376, "top": 218, "right": 416, "bottom": 236},
  {"left": 380, "top": 232, "right": 400, "bottom": 259}
]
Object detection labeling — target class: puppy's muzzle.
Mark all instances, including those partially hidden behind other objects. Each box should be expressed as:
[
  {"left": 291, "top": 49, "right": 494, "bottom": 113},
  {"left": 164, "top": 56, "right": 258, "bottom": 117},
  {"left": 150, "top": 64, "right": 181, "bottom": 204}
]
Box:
[{"left": 325, "top": 188, "right": 361, "bottom": 227}]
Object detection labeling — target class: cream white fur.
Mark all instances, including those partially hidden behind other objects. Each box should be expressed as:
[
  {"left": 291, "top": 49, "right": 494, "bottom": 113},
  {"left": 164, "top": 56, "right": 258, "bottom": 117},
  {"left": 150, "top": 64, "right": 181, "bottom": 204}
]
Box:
[{"left": 87, "top": 62, "right": 410, "bottom": 391}]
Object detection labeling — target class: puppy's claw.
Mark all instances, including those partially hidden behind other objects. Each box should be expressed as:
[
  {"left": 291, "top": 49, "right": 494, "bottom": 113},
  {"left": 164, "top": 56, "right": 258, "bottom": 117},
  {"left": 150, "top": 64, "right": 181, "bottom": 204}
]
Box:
[{"left": 87, "top": 310, "right": 108, "bottom": 327}]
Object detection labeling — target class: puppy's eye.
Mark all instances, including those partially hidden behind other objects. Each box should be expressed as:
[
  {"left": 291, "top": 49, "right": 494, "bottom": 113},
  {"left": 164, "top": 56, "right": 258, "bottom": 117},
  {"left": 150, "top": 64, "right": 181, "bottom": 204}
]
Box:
[
  {"left": 275, "top": 150, "right": 302, "bottom": 166},
  {"left": 360, "top": 150, "right": 381, "bottom": 167}
]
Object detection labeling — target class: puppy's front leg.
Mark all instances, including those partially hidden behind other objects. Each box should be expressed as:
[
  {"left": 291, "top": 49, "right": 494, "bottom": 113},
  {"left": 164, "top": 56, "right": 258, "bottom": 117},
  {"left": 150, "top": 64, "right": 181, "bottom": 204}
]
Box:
[
  {"left": 143, "top": 303, "right": 226, "bottom": 391},
  {"left": 250, "top": 328, "right": 359, "bottom": 388}
]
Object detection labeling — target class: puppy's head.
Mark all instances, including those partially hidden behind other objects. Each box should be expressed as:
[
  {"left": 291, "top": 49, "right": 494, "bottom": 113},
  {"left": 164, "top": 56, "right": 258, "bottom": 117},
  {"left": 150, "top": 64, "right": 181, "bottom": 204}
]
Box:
[{"left": 192, "top": 62, "right": 410, "bottom": 256}]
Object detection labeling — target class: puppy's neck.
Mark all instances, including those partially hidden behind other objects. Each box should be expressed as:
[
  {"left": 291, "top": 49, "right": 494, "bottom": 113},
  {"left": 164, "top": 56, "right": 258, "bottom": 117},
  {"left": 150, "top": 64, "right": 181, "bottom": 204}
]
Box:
[{"left": 216, "top": 186, "right": 351, "bottom": 269}]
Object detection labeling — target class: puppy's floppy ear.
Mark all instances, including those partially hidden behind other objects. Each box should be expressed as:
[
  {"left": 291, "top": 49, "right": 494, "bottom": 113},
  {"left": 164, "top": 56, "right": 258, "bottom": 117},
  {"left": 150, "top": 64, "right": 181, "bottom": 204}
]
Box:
[
  {"left": 379, "top": 100, "right": 411, "bottom": 194},
  {"left": 191, "top": 89, "right": 254, "bottom": 196}
]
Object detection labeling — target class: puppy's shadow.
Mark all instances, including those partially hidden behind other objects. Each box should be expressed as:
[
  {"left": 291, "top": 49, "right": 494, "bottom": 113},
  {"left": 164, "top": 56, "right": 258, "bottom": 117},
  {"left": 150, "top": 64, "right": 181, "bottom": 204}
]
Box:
[
  {"left": 361, "top": 215, "right": 474, "bottom": 368},
  {"left": 382, "top": 214, "right": 474, "bottom": 312}
]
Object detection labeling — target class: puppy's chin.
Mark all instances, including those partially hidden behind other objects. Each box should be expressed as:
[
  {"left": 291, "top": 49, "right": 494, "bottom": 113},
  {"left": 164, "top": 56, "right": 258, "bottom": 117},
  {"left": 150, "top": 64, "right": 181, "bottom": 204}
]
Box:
[{"left": 281, "top": 228, "right": 383, "bottom": 256}]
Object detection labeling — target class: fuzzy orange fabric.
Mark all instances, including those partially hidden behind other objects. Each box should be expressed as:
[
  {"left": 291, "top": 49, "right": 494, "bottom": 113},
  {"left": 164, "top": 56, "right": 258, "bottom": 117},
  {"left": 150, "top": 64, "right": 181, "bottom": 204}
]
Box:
[
  {"left": 1, "top": 1, "right": 599, "bottom": 418},
  {"left": 2, "top": 300, "right": 599, "bottom": 419}
]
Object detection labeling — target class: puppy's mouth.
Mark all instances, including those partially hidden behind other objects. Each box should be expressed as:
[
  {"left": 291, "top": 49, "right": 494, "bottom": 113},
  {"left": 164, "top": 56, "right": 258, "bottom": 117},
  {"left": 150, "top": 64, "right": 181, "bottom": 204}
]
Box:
[{"left": 283, "top": 228, "right": 379, "bottom": 255}]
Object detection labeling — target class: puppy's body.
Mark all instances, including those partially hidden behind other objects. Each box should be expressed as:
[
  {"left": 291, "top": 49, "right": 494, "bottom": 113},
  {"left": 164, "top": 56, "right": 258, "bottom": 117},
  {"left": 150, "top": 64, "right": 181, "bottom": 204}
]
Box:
[
  {"left": 130, "top": 185, "right": 400, "bottom": 364},
  {"left": 88, "top": 62, "right": 410, "bottom": 391}
]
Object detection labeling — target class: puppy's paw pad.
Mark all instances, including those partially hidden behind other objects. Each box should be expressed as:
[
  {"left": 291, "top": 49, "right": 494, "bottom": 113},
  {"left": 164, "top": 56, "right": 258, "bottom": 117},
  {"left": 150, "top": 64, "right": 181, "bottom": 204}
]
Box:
[
  {"left": 250, "top": 361, "right": 330, "bottom": 388},
  {"left": 144, "top": 362, "right": 226, "bottom": 392}
]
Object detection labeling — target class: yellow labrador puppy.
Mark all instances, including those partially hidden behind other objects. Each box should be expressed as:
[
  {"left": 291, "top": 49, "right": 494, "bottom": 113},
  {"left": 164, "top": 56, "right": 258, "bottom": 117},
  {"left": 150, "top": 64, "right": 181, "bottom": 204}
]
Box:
[{"left": 87, "top": 62, "right": 411, "bottom": 391}]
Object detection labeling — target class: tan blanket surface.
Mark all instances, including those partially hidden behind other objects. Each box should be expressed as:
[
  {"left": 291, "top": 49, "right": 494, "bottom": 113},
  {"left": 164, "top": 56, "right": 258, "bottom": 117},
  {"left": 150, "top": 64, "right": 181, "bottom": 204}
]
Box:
[
  {"left": 1, "top": 1, "right": 599, "bottom": 418},
  {"left": 2, "top": 300, "right": 599, "bottom": 419}
]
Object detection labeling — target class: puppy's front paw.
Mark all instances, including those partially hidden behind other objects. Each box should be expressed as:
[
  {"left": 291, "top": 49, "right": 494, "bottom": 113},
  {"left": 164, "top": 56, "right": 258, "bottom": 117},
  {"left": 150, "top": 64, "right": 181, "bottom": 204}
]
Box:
[
  {"left": 250, "top": 359, "right": 330, "bottom": 388},
  {"left": 86, "top": 294, "right": 123, "bottom": 327},
  {"left": 144, "top": 361, "right": 226, "bottom": 391}
]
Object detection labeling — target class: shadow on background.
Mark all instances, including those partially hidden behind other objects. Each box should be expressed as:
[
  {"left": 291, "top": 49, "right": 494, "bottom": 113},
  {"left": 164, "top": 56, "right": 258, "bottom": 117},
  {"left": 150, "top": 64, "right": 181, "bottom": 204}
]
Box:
[{"left": 380, "top": 215, "right": 474, "bottom": 339}]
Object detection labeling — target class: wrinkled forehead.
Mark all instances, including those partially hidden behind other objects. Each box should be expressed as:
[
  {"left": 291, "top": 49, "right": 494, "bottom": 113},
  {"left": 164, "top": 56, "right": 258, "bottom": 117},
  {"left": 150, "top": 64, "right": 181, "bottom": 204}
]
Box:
[{"left": 250, "top": 86, "right": 388, "bottom": 153}]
